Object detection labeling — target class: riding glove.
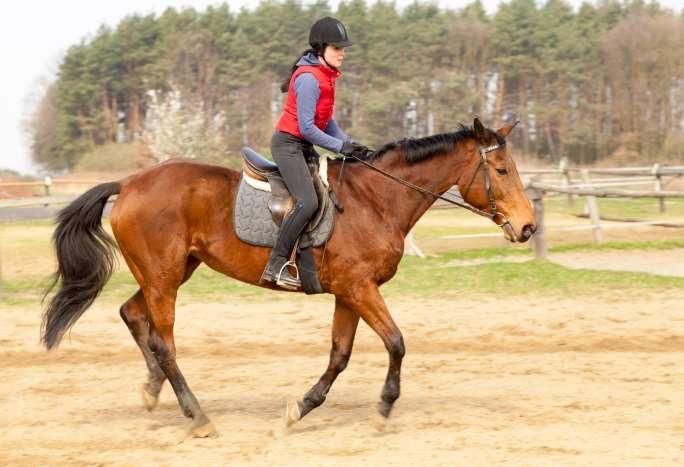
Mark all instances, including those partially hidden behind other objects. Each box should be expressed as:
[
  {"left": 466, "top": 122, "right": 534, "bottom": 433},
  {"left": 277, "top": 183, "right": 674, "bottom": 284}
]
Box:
[{"left": 340, "top": 140, "right": 375, "bottom": 161}]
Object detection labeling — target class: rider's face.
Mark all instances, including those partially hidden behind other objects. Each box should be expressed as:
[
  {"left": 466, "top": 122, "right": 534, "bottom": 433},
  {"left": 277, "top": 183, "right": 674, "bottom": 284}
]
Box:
[{"left": 322, "top": 45, "right": 346, "bottom": 68}]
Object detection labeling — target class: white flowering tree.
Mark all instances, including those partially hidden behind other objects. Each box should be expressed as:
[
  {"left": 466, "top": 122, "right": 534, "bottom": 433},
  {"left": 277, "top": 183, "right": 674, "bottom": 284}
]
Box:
[{"left": 142, "top": 85, "right": 227, "bottom": 163}]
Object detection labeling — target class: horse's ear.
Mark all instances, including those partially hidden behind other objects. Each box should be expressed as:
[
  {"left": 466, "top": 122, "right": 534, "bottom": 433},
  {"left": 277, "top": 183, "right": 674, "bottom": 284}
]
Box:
[
  {"left": 496, "top": 120, "right": 520, "bottom": 138},
  {"left": 473, "top": 117, "right": 487, "bottom": 143}
]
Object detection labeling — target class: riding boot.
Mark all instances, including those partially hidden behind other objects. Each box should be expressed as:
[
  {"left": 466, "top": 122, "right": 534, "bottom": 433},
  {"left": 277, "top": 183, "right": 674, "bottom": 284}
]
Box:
[{"left": 260, "top": 203, "right": 311, "bottom": 290}]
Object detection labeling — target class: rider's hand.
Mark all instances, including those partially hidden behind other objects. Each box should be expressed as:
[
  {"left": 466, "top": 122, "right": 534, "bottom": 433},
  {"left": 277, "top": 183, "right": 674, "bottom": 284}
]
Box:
[
  {"left": 339, "top": 139, "right": 356, "bottom": 156},
  {"left": 340, "top": 140, "right": 375, "bottom": 160}
]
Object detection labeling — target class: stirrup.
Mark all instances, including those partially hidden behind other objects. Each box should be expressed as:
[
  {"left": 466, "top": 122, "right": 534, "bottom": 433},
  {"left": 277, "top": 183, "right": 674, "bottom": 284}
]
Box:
[{"left": 276, "top": 260, "right": 300, "bottom": 289}]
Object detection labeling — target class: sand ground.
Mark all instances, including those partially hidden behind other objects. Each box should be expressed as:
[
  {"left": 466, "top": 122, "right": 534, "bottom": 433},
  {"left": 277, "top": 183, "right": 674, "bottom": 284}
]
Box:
[{"left": 2, "top": 286, "right": 684, "bottom": 466}]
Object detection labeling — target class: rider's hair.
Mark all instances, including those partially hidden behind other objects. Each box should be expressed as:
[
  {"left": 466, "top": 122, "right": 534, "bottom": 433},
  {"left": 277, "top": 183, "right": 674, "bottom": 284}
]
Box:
[{"left": 279, "top": 43, "right": 326, "bottom": 93}]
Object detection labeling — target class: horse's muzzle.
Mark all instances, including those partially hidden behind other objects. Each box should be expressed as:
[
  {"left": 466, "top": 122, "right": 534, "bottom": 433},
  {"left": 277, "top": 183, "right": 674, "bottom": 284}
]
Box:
[{"left": 519, "top": 223, "right": 537, "bottom": 243}]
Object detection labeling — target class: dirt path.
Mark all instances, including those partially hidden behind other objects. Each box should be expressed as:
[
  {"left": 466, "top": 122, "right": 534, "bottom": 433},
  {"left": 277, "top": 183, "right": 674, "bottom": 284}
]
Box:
[
  {"left": 2, "top": 291, "right": 684, "bottom": 466},
  {"left": 549, "top": 248, "right": 684, "bottom": 277}
]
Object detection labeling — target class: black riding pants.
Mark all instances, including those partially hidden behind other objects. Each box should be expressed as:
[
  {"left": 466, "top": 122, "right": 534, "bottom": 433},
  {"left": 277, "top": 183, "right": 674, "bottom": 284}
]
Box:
[{"left": 270, "top": 131, "right": 319, "bottom": 260}]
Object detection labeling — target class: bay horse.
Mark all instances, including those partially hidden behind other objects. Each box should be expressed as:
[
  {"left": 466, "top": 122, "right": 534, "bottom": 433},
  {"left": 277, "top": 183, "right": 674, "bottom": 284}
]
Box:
[{"left": 41, "top": 117, "right": 536, "bottom": 437}]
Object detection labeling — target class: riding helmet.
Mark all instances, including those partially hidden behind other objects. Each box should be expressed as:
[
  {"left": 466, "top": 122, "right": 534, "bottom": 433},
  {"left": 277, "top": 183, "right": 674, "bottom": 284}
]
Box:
[{"left": 309, "top": 17, "right": 353, "bottom": 48}]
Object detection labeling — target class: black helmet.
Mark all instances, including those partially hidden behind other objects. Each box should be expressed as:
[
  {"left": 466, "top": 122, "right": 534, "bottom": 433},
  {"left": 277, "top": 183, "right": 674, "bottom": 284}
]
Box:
[{"left": 309, "top": 17, "right": 353, "bottom": 48}]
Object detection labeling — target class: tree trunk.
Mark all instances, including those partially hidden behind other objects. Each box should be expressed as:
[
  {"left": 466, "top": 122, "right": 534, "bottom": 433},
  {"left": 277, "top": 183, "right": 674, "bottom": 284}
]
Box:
[
  {"left": 102, "top": 86, "right": 113, "bottom": 143},
  {"left": 518, "top": 76, "right": 530, "bottom": 155},
  {"left": 494, "top": 70, "right": 504, "bottom": 127}
]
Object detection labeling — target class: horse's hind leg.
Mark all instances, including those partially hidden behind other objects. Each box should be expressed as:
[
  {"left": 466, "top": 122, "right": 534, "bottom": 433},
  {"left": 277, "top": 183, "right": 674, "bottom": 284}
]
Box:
[
  {"left": 120, "top": 290, "right": 166, "bottom": 410},
  {"left": 286, "top": 297, "right": 360, "bottom": 426},
  {"left": 120, "top": 258, "right": 201, "bottom": 411},
  {"left": 145, "top": 286, "right": 216, "bottom": 438}
]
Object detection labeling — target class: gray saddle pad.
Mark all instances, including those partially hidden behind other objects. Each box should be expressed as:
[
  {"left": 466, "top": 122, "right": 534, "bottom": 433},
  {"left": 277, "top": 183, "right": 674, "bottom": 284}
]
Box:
[{"left": 233, "top": 176, "right": 335, "bottom": 247}]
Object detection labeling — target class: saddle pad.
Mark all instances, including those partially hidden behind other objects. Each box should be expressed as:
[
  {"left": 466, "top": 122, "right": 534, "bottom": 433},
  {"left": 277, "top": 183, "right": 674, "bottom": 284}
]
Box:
[{"left": 233, "top": 176, "right": 335, "bottom": 247}]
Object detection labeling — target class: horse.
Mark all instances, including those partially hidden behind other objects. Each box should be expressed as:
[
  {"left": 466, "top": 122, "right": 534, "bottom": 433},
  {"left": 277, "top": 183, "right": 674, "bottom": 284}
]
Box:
[{"left": 41, "top": 117, "right": 536, "bottom": 437}]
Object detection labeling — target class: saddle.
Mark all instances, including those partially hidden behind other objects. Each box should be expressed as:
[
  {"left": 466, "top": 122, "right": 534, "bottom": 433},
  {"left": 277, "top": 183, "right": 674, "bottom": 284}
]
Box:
[
  {"left": 235, "top": 147, "right": 338, "bottom": 294},
  {"left": 241, "top": 147, "right": 329, "bottom": 229}
]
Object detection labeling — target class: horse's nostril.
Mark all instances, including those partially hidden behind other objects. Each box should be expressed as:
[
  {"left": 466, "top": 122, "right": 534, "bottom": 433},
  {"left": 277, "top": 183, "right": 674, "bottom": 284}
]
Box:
[{"left": 522, "top": 224, "right": 535, "bottom": 239}]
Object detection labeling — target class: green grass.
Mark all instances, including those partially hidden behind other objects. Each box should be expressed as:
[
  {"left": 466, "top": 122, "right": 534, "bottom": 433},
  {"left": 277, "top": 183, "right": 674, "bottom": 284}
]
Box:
[
  {"left": 549, "top": 238, "right": 684, "bottom": 254},
  {"left": 383, "top": 256, "right": 684, "bottom": 298},
  {"left": 2, "top": 198, "right": 683, "bottom": 307},
  {"left": 435, "top": 238, "right": 684, "bottom": 262},
  {"left": 5, "top": 244, "right": 683, "bottom": 307},
  {"left": 544, "top": 196, "right": 684, "bottom": 219},
  {"left": 2, "top": 265, "right": 271, "bottom": 307}
]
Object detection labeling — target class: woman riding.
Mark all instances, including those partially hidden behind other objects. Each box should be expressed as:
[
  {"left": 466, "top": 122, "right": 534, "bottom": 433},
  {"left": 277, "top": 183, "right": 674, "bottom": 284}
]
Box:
[{"left": 261, "top": 17, "right": 373, "bottom": 289}]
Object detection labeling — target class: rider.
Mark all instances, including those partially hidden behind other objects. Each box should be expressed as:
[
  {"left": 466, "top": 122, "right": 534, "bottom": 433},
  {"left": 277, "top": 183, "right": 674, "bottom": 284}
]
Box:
[{"left": 260, "top": 16, "right": 373, "bottom": 289}]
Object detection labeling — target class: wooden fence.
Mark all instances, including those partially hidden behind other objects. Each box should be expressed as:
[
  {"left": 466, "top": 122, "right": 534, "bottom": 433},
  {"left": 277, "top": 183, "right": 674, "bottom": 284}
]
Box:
[
  {"left": 2, "top": 165, "right": 684, "bottom": 259},
  {"left": 524, "top": 162, "right": 684, "bottom": 258},
  {"left": 423, "top": 161, "right": 684, "bottom": 255},
  {"left": 520, "top": 159, "right": 684, "bottom": 213}
]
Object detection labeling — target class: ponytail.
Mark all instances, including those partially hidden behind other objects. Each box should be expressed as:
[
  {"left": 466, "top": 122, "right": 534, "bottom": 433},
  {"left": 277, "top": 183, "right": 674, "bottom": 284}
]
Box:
[{"left": 279, "top": 46, "right": 322, "bottom": 93}]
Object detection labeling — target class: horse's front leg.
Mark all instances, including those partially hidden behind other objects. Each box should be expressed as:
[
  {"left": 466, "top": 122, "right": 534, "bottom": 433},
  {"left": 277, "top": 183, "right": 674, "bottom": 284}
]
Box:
[
  {"left": 346, "top": 283, "right": 405, "bottom": 419},
  {"left": 285, "top": 297, "right": 359, "bottom": 426}
]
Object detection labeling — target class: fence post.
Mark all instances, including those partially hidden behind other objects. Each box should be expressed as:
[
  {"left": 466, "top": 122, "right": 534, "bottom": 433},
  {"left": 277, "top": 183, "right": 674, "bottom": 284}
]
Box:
[
  {"left": 404, "top": 230, "right": 425, "bottom": 258},
  {"left": 43, "top": 175, "right": 52, "bottom": 207},
  {"left": 581, "top": 169, "right": 603, "bottom": 244},
  {"left": 526, "top": 186, "right": 547, "bottom": 259},
  {"left": 43, "top": 175, "right": 52, "bottom": 196},
  {"left": 559, "top": 157, "right": 573, "bottom": 206},
  {"left": 652, "top": 163, "right": 665, "bottom": 213}
]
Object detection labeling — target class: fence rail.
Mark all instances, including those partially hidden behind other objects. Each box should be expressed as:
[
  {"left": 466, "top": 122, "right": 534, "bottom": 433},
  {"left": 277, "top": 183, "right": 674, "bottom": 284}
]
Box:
[
  {"left": 3, "top": 166, "right": 684, "bottom": 257},
  {"left": 527, "top": 182, "right": 684, "bottom": 199},
  {"left": 525, "top": 182, "right": 684, "bottom": 258}
]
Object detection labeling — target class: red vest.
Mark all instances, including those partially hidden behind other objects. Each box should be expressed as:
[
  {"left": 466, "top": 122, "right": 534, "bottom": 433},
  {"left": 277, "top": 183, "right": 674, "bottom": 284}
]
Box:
[{"left": 276, "top": 65, "right": 341, "bottom": 139}]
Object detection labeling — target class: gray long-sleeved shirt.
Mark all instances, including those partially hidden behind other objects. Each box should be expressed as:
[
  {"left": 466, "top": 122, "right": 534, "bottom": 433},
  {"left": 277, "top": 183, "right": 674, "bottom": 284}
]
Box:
[{"left": 292, "top": 52, "right": 349, "bottom": 153}]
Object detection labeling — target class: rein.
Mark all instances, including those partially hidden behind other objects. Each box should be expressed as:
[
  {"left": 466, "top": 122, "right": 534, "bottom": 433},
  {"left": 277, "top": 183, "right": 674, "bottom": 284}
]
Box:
[{"left": 345, "top": 143, "right": 509, "bottom": 226}]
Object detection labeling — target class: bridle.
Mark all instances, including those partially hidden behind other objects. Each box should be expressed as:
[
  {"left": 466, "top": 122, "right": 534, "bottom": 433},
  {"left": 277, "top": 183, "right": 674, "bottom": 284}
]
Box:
[
  {"left": 460, "top": 143, "right": 511, "bottom": 228},
  {"left": 345, "top": 142, "right": 512, "bottom": 230}
]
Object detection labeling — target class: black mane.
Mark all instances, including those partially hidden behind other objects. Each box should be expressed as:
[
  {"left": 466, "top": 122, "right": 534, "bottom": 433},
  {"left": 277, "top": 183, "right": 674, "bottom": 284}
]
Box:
[{"left": 367, "top": 123, "right": 500, "bottom": 164}]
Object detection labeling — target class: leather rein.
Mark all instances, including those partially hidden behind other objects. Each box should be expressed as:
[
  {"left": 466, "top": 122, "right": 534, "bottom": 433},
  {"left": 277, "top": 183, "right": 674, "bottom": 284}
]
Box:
[{"left": 345, "top": 143, "right": 511, "bottom": 228}]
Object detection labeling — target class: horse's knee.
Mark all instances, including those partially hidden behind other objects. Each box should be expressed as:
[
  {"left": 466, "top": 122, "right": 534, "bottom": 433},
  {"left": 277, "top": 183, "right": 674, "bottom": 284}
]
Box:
[
  {"left": 331, "top": 350, "right": 351, "bottom": 373},
  {"left": 119, "top": 301, "right": 133, "bottom": 324},
  {"left": 387, "top": 334, "right": 405, "bottom": 360},
  {"left": 120, "top": 296, "right": 145, "bottom": 326}
]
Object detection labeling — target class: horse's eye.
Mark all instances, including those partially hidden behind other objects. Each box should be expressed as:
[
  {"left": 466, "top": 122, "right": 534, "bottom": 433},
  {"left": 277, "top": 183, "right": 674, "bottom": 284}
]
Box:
[{"left": 496, "top": 168, "right": 508, "bottom": 175}]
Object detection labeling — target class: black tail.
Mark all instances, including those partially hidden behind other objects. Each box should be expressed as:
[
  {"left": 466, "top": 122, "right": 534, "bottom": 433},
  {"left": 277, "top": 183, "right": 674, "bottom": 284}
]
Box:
[{"left": 41, "top": 182, "right": 121, "bottom": 350}]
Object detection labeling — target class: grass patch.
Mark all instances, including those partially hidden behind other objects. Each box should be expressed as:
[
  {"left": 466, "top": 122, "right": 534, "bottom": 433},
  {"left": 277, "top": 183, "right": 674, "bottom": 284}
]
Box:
[
  {"left": 384, "top": 256, "right": 684, "bottom": 298},
  {"left": 544, "top": 197, "right": 684, "bottom": 219},
  {"left": 549, "top": 238, "right": 684, "bottom": 254},
  {"left": 426, "top": 238, "right": 684, "bottom": 262},
  {"left": 438, "top": 246, "right": 533, "bottom": 261},
  {"left": 5, "top": 247, "right": 682, "bottom": 308}
]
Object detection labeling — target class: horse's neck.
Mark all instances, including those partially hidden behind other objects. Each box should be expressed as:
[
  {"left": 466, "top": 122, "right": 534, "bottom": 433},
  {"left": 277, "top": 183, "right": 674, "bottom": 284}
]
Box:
[{"left": 348, "top": 147, "right": 469, "bottom": 237}]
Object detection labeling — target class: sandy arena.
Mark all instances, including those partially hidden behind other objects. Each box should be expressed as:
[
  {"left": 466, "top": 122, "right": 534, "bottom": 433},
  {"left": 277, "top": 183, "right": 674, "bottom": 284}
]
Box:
[{"left": 2, "top": 285, "right": 684, "bottom": 465}]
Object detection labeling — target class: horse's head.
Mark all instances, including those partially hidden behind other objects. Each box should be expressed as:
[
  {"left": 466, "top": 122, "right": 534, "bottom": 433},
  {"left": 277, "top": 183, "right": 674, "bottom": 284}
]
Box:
[{"left": 458, "top": 117, "right": 536, "bottom": 243}]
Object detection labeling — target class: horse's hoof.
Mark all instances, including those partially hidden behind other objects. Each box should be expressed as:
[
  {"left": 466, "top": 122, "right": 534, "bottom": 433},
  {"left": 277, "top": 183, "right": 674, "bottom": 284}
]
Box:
[
  {"left": 284, "top": 399, "right": 302, "bottom": 428},
  {"left": 370, "top": 401, "right": 392, "bottom": 431},
  {"left": 369, "top": 405, "right": 388, "bottom": 431},
  {"left": 141, "top": 384, "right": 159, "bottom": 411},
  {"left": 377, "top": 400, "right": 393, "bottom": 418},
  {"left": 191, "top": 420, "right": 218, "bottom": 438}
]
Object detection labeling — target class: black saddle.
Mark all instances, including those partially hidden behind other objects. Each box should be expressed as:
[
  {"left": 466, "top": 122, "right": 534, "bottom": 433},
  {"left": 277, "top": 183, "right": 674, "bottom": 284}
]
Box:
[{"left": 241, "top": 147, "right": 278, "bottom": 175}]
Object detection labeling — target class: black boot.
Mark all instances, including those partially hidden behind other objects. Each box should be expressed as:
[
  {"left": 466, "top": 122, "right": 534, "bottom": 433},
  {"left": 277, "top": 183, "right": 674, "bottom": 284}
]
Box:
[
  {"left": 260, "top": 200, "right": 312, "bottom": 290},
  {"left": 260, "top": 251, "right": 301, "bottom": 290}
]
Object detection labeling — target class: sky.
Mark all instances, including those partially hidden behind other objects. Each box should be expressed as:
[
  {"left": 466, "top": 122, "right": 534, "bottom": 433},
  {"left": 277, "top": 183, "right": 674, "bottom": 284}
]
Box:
[{"left": 1, "top": 0, "right": 682, "bottom": 176}]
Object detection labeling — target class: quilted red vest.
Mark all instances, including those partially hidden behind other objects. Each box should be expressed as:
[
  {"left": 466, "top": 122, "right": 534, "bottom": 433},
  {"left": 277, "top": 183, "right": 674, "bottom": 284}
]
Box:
[{"left": 276, "top": 64, "right": 341, "bottom": 139}]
